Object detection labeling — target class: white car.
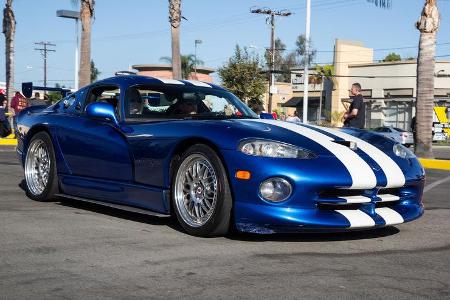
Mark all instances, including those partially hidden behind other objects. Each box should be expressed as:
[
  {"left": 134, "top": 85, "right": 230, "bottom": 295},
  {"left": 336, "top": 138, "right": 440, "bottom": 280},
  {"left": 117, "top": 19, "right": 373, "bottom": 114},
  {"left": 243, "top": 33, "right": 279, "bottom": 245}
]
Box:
[{"left": 373, "top": 127, "right": 414, "bottom": 147}]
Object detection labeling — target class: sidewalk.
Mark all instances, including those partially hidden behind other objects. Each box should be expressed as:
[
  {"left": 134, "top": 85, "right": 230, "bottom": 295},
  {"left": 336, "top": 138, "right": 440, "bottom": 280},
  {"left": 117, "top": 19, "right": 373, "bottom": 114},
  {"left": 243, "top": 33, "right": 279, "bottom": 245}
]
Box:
[{"left": 433, "top": 145, "right": 450, "bottom": 160}]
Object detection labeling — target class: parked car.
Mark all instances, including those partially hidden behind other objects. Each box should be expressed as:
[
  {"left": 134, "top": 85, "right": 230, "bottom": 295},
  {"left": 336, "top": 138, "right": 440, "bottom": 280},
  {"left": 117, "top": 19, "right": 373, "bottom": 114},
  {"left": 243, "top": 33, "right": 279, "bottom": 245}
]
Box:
[
  {"left": 373, "top": 126, "right": 414, "bottom": 147},
  {"left": 15, "top": 75, "right": 425, "bottom": 236}
]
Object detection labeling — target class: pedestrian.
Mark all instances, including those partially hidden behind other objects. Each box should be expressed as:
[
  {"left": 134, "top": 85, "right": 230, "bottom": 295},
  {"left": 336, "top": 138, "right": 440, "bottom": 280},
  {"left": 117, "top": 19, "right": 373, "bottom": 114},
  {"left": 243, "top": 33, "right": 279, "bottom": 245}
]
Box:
[
  {"left": 28, "top": 92, "right": 47, "bottom": 107},
  {"left": 343, "top": 83, "right": 365, "bottom": 129},
  {"left": 0, "top": 98, "right": 11, "bottom": 137},
  {"left": 279, "top": 112, "right": 286, "bottom": 121},
  {"left": 286, "top": 111, "right": 301, "bottom": 124},
  {"left": 411, "top": 116, "right": 417, "bottom": 143},
  {"left": 10, "top": 91, "right": 28, "bottom": 116},
  {"left": 271, "top": 111, "right": 278, "bottom": 120}
]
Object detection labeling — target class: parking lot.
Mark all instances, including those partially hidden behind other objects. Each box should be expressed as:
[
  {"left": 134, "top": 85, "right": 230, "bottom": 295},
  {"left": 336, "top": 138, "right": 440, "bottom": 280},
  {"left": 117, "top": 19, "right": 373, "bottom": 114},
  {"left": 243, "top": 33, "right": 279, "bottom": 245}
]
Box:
[{"left": 0, "top": 148, "right": 449, "bottom": 299}]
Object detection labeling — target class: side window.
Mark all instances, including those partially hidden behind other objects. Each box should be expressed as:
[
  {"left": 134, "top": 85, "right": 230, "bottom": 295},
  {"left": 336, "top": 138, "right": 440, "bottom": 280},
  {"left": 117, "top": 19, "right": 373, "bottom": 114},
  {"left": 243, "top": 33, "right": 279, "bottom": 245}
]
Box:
[
  {"left": 124, "top": 86, "right": 180, "bottom": 120},
  {"left": 85, "top": 85, "right": 121, "bottom": 116}
]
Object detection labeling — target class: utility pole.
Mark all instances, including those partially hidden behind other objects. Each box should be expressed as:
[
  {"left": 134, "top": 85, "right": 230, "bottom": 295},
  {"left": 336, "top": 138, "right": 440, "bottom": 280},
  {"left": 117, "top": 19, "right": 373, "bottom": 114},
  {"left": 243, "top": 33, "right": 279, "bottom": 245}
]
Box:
[
  {"left": 194, "top": 39, "right": 202, "bottom": 80},
  {"left": 251, "top": 7, "right": 291, "bottom": 113},
  {"left": 34, "top": 42, "right": 56, "bottom": 89},
  {"left": 303, "top": 0, "right": 311, "bottom": 124}
]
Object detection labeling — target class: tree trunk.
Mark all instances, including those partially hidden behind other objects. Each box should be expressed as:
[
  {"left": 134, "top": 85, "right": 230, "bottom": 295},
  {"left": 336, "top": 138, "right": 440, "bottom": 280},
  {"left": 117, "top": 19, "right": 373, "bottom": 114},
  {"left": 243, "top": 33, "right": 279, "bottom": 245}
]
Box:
[
  {"left": 415, "top": 2, "right": 439, "bottom": 158},
  {"left": 79, "top": 0, "right": 93, "bottom": 88},
  {"left": 2, "top": 0, "right": 15, "bottom": 108},
  {"left": 415, "top": 32, "right": 436, "bottom": 158},
  {"left": 169, "top": 0, "right": 182, "bottom": 80}
]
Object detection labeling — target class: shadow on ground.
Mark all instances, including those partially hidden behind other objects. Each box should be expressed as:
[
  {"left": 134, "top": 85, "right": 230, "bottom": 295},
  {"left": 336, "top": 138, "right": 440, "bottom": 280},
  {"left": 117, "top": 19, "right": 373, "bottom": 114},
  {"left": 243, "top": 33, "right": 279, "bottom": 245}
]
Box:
[{"left": 18, "top": 180, "right": 401, "bottom": 242}]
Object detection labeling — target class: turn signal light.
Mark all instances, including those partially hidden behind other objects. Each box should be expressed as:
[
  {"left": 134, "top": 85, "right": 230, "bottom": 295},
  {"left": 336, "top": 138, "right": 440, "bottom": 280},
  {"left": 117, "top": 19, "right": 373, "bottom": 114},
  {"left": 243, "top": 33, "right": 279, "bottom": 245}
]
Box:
[{"left": 236, "top": 170, "right": 251, "bottom": 180}]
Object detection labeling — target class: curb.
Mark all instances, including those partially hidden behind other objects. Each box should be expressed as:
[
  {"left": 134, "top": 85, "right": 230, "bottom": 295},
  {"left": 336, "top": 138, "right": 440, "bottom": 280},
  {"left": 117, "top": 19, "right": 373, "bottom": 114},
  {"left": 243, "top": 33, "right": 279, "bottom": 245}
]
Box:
[
  {"left": 0, "top": 134, "right": 17, "bottom": 146},
  {"left": 419, "top": 158, "right": 450, "bottom": 171}
]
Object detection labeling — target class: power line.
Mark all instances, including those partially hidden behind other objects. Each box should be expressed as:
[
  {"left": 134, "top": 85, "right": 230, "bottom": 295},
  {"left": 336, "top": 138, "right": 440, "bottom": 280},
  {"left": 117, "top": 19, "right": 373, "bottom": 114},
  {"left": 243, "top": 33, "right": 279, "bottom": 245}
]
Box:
[
  {"left": 34, "top": 41, "right": 56, "bottom": 89},
  {"left": 251, "top": 7, "right": 292, "bottom": 113}
]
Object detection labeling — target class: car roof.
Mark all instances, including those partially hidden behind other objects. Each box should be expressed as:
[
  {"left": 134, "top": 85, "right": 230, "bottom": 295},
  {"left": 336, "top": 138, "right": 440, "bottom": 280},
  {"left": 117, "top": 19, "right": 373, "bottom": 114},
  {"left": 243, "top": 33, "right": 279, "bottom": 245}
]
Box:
[{"left": 94, "top": 75, "right": 226, "bottom": 91}]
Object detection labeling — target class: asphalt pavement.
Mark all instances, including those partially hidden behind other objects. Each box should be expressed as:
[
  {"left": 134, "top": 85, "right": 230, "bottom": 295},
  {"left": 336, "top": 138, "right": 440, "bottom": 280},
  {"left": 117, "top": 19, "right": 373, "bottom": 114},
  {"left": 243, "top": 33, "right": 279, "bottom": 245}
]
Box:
[{"left": 0, "top": 149, "right": 449, "bottom": 299}]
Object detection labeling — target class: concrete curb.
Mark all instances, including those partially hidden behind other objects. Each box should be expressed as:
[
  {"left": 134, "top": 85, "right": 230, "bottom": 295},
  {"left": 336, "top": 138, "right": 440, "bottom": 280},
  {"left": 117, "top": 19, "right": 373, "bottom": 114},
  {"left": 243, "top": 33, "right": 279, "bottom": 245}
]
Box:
[
  {"left": 419, "top": 158, "right": 450, "bottom": 171},
  {"left": 0, "top": 134, "right": 17, "bottom": 146}
]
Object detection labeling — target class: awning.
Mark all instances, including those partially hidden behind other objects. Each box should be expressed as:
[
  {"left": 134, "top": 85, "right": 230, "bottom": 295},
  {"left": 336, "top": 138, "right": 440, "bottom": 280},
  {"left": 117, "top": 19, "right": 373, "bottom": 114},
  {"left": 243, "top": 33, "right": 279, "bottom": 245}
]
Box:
[{"left": 282, "top": 97, "right": 320, "bottom": 107}]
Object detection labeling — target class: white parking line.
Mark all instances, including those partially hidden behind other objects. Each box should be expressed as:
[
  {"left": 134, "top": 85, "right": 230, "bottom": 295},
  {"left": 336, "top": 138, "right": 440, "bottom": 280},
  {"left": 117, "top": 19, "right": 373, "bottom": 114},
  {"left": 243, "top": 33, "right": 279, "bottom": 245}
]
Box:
[{"left": 424, "top": 175, "right": 450, "bottom": 193}]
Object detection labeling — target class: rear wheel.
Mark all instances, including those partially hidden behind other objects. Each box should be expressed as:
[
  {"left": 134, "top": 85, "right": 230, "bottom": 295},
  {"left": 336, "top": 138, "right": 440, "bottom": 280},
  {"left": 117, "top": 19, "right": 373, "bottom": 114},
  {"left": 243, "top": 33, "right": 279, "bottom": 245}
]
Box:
[
  {"left": 172, "top": 144, "right": 232, "bottom": 237},
  {"left": 24, "top": 132, "right": 59, "bottom": 201}
]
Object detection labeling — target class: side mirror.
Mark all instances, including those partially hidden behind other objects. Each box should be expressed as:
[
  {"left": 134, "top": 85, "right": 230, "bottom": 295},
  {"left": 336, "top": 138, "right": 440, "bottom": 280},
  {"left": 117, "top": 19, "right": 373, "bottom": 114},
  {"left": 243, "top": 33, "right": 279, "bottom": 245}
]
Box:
[
  {"left": 86, "top": 102, "right": 119, "bottom": 126},
  {"left": 259, "top": 112, "right": 274, "bottom": 120}
]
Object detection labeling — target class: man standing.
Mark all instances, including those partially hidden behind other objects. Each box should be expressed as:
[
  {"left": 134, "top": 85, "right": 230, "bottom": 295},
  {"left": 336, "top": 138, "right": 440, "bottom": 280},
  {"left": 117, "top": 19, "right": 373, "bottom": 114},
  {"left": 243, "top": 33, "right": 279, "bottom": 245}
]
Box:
[{"left": 343, "top": 83, "right": 365, "bottom": 129}]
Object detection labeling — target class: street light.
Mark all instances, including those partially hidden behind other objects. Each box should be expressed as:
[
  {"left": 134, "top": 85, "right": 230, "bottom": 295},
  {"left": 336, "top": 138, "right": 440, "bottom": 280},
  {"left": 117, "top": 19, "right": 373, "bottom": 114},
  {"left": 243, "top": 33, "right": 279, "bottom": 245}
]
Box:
[
  {"left": 194, "top": 39, "right": 202, "bottom": 80},
  {"left": 57, "top": 10, "right": 80, "bottom": 90}
]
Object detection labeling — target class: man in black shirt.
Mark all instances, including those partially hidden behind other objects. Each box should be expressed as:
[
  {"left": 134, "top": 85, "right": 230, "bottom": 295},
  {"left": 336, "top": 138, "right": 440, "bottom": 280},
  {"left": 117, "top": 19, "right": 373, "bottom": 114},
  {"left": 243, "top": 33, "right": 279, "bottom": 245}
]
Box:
[{"left": 343, "top": 83, "right": 365, "bottom": 129}]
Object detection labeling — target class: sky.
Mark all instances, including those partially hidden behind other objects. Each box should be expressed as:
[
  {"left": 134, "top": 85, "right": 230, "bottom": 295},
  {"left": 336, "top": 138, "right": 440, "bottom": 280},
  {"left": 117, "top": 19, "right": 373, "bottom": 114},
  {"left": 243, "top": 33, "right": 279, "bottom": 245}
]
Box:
[{"left": 1, "top": 0, "right": 450, "bottom": 89}]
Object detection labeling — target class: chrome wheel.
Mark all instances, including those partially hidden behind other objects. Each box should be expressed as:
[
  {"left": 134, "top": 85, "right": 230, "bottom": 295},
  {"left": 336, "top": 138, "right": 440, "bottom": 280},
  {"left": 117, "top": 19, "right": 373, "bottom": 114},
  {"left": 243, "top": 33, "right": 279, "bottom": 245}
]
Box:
[
  {"left": 25, "top": 139, "right": 51, "bottom": 196},
  {"left": 174, "top": 154, "right": 218, "bottom": 228}
]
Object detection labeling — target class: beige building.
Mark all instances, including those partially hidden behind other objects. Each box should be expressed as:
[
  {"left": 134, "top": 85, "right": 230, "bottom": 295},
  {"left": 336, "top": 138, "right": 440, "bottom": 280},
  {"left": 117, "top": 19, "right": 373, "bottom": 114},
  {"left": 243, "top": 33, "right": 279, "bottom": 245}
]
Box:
[
  {"left": 290, "top": 39, "right": 450, "bottom": 129},
  {"left": 261, "top": 82, "right": 296, "bottom": 117}
]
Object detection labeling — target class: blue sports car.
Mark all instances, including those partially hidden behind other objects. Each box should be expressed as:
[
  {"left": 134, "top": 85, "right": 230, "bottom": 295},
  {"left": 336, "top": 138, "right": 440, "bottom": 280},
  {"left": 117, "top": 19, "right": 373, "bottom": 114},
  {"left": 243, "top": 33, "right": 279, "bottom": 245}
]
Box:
[{"left": 16, "top": 75, "right": 425, "bottom": 236}]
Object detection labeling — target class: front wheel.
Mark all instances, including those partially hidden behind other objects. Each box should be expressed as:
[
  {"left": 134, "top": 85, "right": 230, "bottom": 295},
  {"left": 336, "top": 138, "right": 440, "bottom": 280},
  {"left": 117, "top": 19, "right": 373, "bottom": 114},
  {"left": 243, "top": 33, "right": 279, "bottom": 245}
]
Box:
[
  {"left": 172, "top": 144, "right": 232, "bottom": 237},
  {"left": 24, "top": 132, "right": 59, "bottom": 201}
]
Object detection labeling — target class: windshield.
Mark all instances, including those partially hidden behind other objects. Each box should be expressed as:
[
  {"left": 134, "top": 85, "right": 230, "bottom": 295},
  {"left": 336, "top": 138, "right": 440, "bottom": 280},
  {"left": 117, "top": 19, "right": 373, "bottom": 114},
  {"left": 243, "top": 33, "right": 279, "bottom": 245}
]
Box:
[{"left": 124, "top": 84, "right": 257, "bottom": 121}]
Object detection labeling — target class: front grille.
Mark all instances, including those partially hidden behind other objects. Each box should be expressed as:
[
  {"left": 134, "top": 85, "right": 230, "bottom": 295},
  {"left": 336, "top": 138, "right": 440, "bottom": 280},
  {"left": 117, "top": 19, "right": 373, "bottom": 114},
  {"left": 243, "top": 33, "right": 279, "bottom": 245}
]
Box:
[{"left": 316, "top": 188, "right": 401, "bottom": 208}]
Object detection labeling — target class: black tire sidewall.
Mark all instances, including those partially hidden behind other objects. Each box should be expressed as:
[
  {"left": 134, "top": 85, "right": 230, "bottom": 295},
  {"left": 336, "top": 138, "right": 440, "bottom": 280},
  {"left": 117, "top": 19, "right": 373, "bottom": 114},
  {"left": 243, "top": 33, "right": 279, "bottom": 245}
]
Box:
[
  {"left": 25, "top": 132, "right": 59, "bottom": 201},
  {"left": 172, "top": 144, "right": 232, "bottom": 237}
]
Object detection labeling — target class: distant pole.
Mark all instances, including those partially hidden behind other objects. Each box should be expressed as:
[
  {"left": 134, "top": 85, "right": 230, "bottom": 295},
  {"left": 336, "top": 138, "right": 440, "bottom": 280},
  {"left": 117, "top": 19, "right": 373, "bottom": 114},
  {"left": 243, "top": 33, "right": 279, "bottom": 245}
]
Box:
[
  {"left": 194, "top": 39, "right": 202, "bottom": 80},
  {"left": 75, "top": 19, "right": 79, "bottom": 90},
  {"left": 302, "top": 0, "right": 311, "bottom": 124},
  {"left": 269, "top": 14, "right": 275, "bottom": 113},
  {"left": 251, "top": 7, "right": 291, "bottom": 113},
  {"left": 34, "top": 42, "right": 56, "bottom": 90}
]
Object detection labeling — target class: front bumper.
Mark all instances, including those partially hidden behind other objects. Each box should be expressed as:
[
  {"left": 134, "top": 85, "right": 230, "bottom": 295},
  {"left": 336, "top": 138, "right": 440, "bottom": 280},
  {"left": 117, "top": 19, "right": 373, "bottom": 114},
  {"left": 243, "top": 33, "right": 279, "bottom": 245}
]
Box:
[{"left": 221, "top": 150, "right": 425, "bottom": 234}]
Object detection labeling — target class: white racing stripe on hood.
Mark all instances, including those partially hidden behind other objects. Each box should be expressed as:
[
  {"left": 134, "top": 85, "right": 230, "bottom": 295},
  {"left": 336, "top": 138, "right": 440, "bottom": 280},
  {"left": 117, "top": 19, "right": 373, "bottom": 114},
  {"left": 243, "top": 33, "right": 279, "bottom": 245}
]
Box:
[
  {"left": 155, "top": 77, "right": 185, "bottom": 85},
  {"left": 310, "top": 125, "right": 405, "bottom": 188},
  {"left": 247, "top": 119, "right": 377, "bottom": 189}
]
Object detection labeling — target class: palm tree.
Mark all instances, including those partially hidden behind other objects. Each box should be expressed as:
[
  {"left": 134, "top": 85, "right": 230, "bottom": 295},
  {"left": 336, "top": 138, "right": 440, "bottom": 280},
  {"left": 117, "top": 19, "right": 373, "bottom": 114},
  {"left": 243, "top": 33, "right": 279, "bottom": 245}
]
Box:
[
  {"left": 2, "top": 0, "right": 16, "bottom": 106},
  {"left": 169, "top": 0, "right": 182, "bottom": 80},
  {"left": 72, "top": 0, "right": 95, "bottom": 88},
  {"left": 160, "top": 54, "right": 203, "bottom": 80},
  {"left": 369, "top": 0, "right": 439, "bottom": 158},
  {"left": 415, "top": 0, "right": 440, "bottom": 158}
]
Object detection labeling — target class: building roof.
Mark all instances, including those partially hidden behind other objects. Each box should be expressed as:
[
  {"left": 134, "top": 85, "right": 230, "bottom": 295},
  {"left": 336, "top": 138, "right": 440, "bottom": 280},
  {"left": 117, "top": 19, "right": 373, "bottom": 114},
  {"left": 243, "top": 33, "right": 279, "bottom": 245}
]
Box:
[{"left": 132, "top": 64, "right": 215, "bottom": 74}]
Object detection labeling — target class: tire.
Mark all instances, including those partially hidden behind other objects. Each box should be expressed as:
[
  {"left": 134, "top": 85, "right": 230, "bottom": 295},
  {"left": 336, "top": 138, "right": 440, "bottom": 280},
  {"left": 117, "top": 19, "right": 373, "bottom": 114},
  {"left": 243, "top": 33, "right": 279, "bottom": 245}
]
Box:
[
  {"left": 24, "top": 132, "right": 59, "bottom": 201},
  {"left": 172, "top": 144, "right": 232, "bottom": 237}
]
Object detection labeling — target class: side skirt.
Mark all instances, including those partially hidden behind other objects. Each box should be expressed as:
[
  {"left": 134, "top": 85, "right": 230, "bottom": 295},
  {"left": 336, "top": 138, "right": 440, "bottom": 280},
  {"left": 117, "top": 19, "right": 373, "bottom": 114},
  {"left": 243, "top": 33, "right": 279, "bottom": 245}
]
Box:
[
  {"left": 59, "top": 174, "right": 171, "bottom": 215},
  {"left": 55, "top": 194, "right": 170, "bottom": 217}
]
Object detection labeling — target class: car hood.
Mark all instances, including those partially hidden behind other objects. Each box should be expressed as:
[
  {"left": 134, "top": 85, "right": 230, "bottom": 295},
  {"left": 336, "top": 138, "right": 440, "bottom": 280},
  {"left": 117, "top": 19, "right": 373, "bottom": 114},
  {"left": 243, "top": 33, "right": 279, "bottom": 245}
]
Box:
[{"left": 230, "top": 119, "right": 416, "bottom": 189}]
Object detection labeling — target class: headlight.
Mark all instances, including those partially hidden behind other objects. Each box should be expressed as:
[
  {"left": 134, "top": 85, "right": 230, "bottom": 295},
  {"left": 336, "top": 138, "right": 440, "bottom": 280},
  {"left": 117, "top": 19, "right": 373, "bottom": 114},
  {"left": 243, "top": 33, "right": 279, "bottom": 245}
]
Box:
[
  {"left": 259, "top": 177, "right": 292, "bottom": 202},
  {"left": 239, "top": 139, "right": 316, "bottom": 159},
  {"left": 393, "top": 143, "right": 415, "bottom": 159}
]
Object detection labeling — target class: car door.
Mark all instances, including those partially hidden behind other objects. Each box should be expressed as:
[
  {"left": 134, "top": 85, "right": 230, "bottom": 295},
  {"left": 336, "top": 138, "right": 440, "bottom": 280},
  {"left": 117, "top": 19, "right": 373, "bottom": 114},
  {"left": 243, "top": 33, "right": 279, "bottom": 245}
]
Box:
[{"left": 55, "top": 84, "right": 133, "bottom": 183}]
